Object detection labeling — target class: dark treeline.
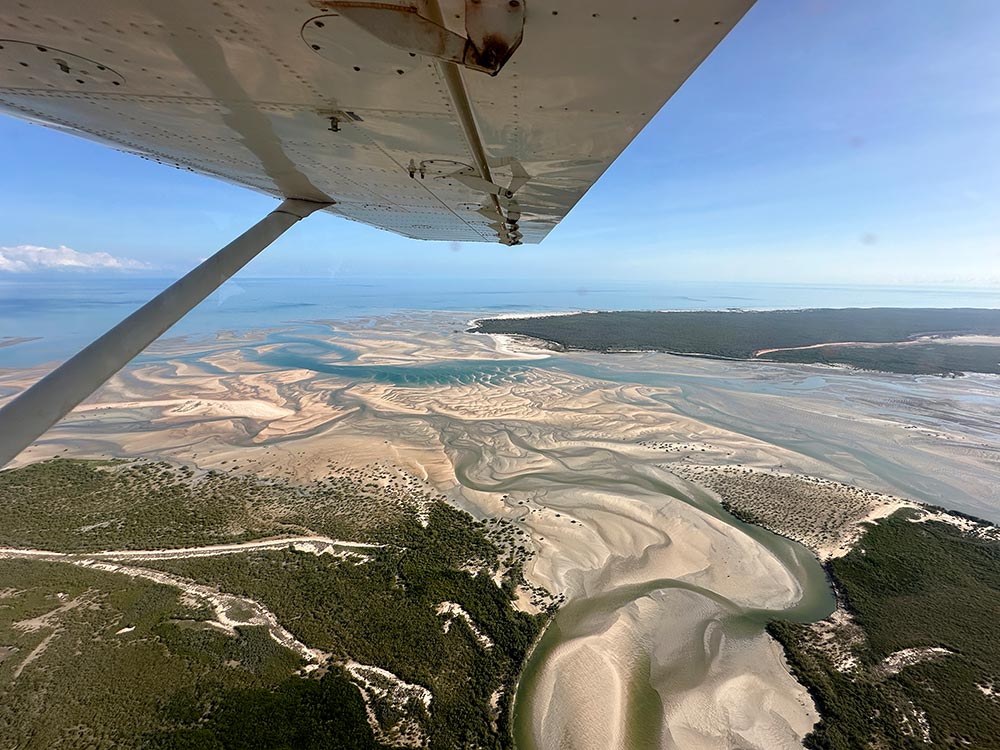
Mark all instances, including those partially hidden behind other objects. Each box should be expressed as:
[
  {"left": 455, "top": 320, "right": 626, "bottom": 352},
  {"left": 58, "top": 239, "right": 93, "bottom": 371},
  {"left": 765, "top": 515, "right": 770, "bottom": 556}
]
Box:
[
  {"left": 148, "top": 668, "right": 387, "bottom": 750},
  {"left": 0, "top": 458, "right": 447, "bottom": 551},
  {"left": 471, "top": 308, "right": 1000, "bottom": 373},
  {"left": 770, "top": 510, "right": 1000, "bottom": 749},
  {"left": 767, "top": 342, "right": 1000, "bottom": 375}
]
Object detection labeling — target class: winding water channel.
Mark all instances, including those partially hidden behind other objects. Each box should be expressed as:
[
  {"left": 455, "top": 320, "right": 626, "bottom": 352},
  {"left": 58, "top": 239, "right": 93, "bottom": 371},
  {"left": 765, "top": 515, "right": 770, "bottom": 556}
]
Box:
[
  {"left": 510, "top": 482, "right": 835, "bottom": 749},
  {"left": 245, "top": 325, "right": 998, "bottom": 747}
]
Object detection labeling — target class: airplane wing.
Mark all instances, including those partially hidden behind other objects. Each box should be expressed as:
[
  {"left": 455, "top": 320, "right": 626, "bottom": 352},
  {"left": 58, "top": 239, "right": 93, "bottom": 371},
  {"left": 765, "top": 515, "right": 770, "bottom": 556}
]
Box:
[
  {"left": 0, "top": 0, "right": 755, "bottom": 467},
  {"left": 0, "top": 0, "right": 753, "bottom": 246}
]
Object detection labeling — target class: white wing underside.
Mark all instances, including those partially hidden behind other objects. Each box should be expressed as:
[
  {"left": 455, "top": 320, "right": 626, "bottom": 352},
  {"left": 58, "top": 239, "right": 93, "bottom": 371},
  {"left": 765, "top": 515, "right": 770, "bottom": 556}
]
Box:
[{"left": 0, "top": 0, "right": 753, "bottom": 244}]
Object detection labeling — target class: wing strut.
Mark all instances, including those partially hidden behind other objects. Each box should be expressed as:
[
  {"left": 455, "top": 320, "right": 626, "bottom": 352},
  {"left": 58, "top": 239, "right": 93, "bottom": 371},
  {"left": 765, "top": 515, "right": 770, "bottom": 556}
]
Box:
[{"left": 0, "top": 198, "right": 330, "bottom": 468}]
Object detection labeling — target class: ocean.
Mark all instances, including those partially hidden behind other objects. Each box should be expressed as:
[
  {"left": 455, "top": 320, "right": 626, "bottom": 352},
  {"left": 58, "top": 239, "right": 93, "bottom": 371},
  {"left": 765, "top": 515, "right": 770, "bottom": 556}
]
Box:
[{"left": 1, "top": 276, "right": 997, "bottom": 367}]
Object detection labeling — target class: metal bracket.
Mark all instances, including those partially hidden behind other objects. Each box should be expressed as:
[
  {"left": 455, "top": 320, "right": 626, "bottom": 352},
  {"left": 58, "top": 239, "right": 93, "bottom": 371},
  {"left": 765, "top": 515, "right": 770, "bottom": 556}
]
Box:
[
  {"left": 407, "top": 159, "right": 426, "bottom": 179},
  {"left": 492, "top": 156, "right": 531, "bottom": 194},
  {"left": 456, "top": 161, "right": 527, "bottom": 244},
  {"left": 476, "top": 195, "right": 522, "bottom": 245},
  {"left": 450, "top": 169, "right": 512, "bottom": 197},
  {"left": 310, "top": 0, "right": 525, "bottom": 76}
]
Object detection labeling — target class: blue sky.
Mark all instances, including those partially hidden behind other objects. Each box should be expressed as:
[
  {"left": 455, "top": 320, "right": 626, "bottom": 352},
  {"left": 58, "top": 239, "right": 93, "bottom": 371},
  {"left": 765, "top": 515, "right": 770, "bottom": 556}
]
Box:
[{"left": 1, "top": 0, "right": 998, "bottom": 286}]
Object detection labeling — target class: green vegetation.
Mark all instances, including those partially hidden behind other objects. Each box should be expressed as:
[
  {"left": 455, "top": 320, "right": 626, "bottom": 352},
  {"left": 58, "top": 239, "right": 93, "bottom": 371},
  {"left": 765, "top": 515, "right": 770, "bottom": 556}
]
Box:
[
  {"left": 145, "top": 501, "right": 544, "bottom": 749},
  {"left": 471, "top": 308, "right": 1000, "bottom": 374},
  {"left": 148, "top": 670, "right": 386, "bottom": 750},
  {"left": 769, "top": 510, "right": 1000, "bottom": 749},
  {"left": 0, "top": 459, "right": 548, "bottom": 749},
  {"left": 0, "top": 559, "right": 320, "bottom": 749},
  {"left": 0, "top": 458, "right": 439, "bottom": 551},
  {"left": 766, "top": 342, "right": 1000, "bottom": 375}
]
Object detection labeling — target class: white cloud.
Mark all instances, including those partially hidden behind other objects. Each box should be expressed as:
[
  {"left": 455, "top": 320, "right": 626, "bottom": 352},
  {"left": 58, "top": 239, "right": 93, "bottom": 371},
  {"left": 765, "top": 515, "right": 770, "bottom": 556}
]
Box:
[{"left": 0, "top": 244, "right": 151, "bottom": 273}]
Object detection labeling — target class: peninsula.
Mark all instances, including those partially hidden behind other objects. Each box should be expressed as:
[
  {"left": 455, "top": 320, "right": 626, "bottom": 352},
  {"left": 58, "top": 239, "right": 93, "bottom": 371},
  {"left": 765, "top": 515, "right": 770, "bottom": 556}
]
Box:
[{"left": 471, "top": 308, "right": 1000, "bottom": 375}]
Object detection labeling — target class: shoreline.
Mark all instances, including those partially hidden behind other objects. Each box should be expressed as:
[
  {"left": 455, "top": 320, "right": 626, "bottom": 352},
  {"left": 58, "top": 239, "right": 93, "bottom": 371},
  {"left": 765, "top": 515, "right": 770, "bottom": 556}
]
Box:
[
  {"left": 468, "top": 308, "right": 1000, "bottom": 377},
  {"left": 507, "top": 613, "right": 556, "bottom": 743},
  {"left": 767, "top": 506, "right": 1000, "bottom": 747}
]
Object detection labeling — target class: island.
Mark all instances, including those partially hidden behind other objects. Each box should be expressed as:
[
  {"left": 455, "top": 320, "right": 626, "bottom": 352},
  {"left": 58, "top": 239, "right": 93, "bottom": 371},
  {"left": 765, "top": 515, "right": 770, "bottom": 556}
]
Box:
[{"left": 470, "top": 308, "right": 1000, "bottom": 375}]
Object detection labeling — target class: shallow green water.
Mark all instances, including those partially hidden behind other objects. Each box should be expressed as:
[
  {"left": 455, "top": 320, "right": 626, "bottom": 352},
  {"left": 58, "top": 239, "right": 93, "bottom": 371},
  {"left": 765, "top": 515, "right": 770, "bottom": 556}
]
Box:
[
  {"left": 510, "top": 483, "right": 835, "bottom": 750},
  {"left": 259, "top": 349, "right": 532, "bottom": 387}
]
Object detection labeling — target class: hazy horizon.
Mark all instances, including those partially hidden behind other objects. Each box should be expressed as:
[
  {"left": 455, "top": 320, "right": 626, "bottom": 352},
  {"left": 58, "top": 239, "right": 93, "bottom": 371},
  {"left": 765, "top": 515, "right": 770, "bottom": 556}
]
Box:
[{"left": 3, "top": 0, "right": 999, "bottom": 288}]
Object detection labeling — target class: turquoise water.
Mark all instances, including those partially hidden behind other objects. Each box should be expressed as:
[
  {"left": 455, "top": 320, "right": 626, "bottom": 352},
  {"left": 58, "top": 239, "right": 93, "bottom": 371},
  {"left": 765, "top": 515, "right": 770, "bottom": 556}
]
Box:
[
  {"left": 3, "top": 276, "right": 998, "bottom": 367},
  {"left": 260, "top": 349, "right": 531, "bottom": 387}
]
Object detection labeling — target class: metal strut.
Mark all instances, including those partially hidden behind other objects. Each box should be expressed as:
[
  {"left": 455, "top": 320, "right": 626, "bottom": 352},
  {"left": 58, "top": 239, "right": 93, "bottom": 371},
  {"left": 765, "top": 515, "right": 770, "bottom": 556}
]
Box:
[{"left": 0, "top": 198, "right": 330, "bottom": 469}]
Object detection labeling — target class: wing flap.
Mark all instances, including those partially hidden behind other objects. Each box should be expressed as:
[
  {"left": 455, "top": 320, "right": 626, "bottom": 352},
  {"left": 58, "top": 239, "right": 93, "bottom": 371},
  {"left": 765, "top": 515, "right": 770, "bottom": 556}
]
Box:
[{"left": 0, "top": 0, "right": 754, "bottom": 244}]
